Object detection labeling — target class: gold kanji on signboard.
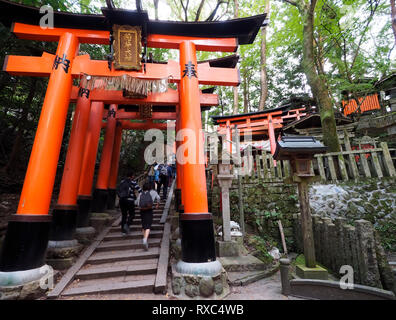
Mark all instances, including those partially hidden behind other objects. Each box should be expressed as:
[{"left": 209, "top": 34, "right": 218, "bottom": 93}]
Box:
[{"left": 113, "top": 24, "right": 142, "bottom": 71}]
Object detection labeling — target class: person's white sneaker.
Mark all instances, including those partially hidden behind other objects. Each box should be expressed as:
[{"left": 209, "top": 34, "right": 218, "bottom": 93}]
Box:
[{"left": 143, "top": 238, "right": 149, "bottom": 251}]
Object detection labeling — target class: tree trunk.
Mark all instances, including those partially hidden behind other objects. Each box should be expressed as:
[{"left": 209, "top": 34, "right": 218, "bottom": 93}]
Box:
[
  {"left": 233, "top": 87, "right": 239, "bottom": 114},
  {"left": 259, "top": 0, "right": 270, "bottom": 111},
  {"left": 301, "top": 2, "right": 340, "bottom": 152},
  {"left": 391, "top": 0, "right": 396, "bottom": 46},
  {"left": 233, "top": 0, "right": 239, "bottom": 114},
  {"left": 154, "top": 0, "right": 159, "bottom": 20}
]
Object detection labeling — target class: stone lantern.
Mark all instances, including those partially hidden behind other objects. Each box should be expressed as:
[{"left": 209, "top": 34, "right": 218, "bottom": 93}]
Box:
[
  {"left": 274, "top": 136, "right": 328, "bottom": 279},
  {"left": 216, "top": 159, "right": 239, "bottom": 257}
]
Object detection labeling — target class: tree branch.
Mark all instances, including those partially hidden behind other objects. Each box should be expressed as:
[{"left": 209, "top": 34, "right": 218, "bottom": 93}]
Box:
[
  {"left": 195, "top": 0, "right": 206, "bottom": 21},
  {"left": 206, "top": 0, "right": 227, "bottom": 21},
  {"left": 281, "top": 0, "right": 298, "bottom": 7}
]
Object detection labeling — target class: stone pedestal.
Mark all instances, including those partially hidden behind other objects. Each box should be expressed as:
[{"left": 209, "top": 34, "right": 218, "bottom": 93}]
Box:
[
  {"left": 0, "top": 265, "right": 53, "bottom": 300},
  {"left": 89, "top": 212, "right": 114, "bottom": 232},
  {"left": 46, "top": 239, "right": 83, "bottom": 270},
  {"left": 295, "top": 264, "right": 328, "bottom": 280},
  {"left": 75, "top": 226, "right": 96, "bottom": 244},
  {"left": 170, "top": 261, "right": 229, "bottom": 299},
  {"left": 216, "top": 240, "right": 239, "bottom": 257}
]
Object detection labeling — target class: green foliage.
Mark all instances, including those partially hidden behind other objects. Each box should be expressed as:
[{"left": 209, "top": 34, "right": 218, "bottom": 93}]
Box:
[
  {"left": 247, "top": 234, "right": 275, "bottom": 264},
  {"left": 289, "top": 194, "right": 298, "bottom": 201},
  {"left": 375, "top": 221, "right": 396, "bottom": 252}
]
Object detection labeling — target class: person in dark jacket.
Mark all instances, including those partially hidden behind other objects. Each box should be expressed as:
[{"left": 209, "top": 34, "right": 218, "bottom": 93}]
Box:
[{"left": 117, "top": 172, "right": 142, "bottom": 235}]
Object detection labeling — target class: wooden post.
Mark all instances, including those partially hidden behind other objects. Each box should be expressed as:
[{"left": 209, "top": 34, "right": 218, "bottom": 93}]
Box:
[
  {"left": 297, "top": 176, "right": 316, "bottom": 268},
  {"left": 337, "top": 155, "right": 349, "bottom": 181},
  {"left": 262, "top": 152, "right": 269, "bottom": 181},
  {"left": 277, "top": 160, "right": 283, "bottom": 180},
  {"left": 248, "top": 146, "right": 253, "bottom": 178},
  {"left": 256, "top": 154, "right": 262, "bottom": 180},
  {"left": 380, "top": 142, "right": 396, "bottom": 177},
  {"left": 278, "top": 220, "right": 288, "bottom": 255},
  {"left": 283, "top": 160, "right": 291, "bottom": 178},
  {"left": 316, "top": 155, "right": 326, "bottom": 181},
  {"left": 327, "top": 156, "right": 338, "bottom": 181},
  {"left": 269, "top": 153, "right": 276, "bottom": 180},
  {"left": 359, "top": 151, "right": 372, "bottom": 178},
  {"left": 371, "top": 151, "right": 383, "bottom": 178},
  {"left": 344, "top": 130, "right": 359, "bottom": 179}
]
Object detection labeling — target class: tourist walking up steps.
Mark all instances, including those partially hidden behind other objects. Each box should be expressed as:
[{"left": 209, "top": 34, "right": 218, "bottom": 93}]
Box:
[
  {"left": 148, "top": 162, "right": 156, "bottom": 184},
  {"left": 154, "top": 163, "right": 160, "bottom": 191},
  {"left": 157, "top": 163, "right": 169, "bottom": 200},
  {"left": 136, "top": 182, "right": 160, "bottom": 251},
  {"left": 117, "top": 172, "right": 142, "bottom": 236}
]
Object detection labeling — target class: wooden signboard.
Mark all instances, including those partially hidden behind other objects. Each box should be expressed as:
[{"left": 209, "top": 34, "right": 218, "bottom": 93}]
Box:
[{"left": 113, "top": 24, "right": 142, "bottom": 71}]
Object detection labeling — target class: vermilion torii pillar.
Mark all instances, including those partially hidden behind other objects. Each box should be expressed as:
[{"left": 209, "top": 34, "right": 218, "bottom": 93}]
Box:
[
  {"left": 175, "top": 102, "right": 183, "bottom": 213},
  {"left": 92, "top": 104, "right": 118, "bottom": 213},
  {"left": 177, "top": 41, "right": 217, "bottom": 266},
  {"left": 77, "top": 102, "right": 105, "bottom": 228},
  {"left": 107, "top": 122, "right": 123, "bottom": 210},
  {"left": 0, "top": 32, "right": 79, "bottom": 272},
  {"left": 49, "top": 87, "right": 92, "bottom": 243}
]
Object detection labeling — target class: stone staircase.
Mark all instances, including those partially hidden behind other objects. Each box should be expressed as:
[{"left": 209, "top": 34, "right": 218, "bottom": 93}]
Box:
[{"left": 48, "top": 186, "right": 173, "bottom": 298}]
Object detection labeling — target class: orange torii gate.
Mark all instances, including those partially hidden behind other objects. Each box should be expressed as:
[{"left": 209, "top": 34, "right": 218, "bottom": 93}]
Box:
[
  {"left": 68, "top": 85, "right": 216, "bottom": 231},
  {"left": 213, "top": 107, "right": 307, "bottom": 155},
  {"left": 0, "top": 0, "right": 266, "bottom": 283}
]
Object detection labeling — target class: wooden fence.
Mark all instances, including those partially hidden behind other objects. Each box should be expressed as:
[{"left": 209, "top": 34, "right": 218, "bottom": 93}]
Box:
[{"left": 232, "top": 141, "right": 396, "bottom": 183}]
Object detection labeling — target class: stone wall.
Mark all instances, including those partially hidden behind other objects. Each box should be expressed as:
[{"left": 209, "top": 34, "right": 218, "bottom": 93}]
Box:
[
  {"left": 209, "top": 180, "right": 299, "bottom": 252},
  {"left": 309, "top": 178, "right": 396, "bottom": 252},
  {"left": 293, "top": 215, "right": 396, "bottom": 293}
]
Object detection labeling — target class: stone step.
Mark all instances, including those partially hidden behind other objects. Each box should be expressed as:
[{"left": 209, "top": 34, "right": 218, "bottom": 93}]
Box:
[
  {"left": 109, "top": 224, "right": 164, "bottom": 232},
  {"left": 82, "top": 258, "right": 159, "bottom": 270},
  {"left": 130, "top": 219, "right": 161, "bottom": 225},
  {"left": 135, "top": 210, "right": 164, "bottom": 214},
  {"left": 389, "top": 261, "right": 396, "bottom": 266},
  {"left": 103, "top": 230, "right": 163, "bottom": 241},
  {"left": 87, "top": 247, "right": 160, "bottom": 265},
  {"left": 112, "top": 215, "right": 163, "bottom": 224},
  {"left": 61, "top": 276, "right": 155, "bottom": 297},
  {"left": 76, "top": 263, "right": 158, "bottom": 280},
  {"left": 95, "top": 238, "right": 161, "bottom": 252}
]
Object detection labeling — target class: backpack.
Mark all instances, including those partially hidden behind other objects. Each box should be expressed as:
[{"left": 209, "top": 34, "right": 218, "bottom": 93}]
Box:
[
  {"left": 117, "top": 179, "right": 131, "bottom": 198},
  {"left": 160, "top": 165, "right": 168, "bottom": 177},
  {"left": 148, "top": 166, "right": 155, "bottom": 176},
  {"left": 139, "top": 191, "right": 153, "bottom": 210}
]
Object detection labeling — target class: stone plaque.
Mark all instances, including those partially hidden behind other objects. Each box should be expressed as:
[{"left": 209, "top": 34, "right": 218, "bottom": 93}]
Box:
[{"left": 113, "top": 25, "right": 142, "bottom": 71}]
